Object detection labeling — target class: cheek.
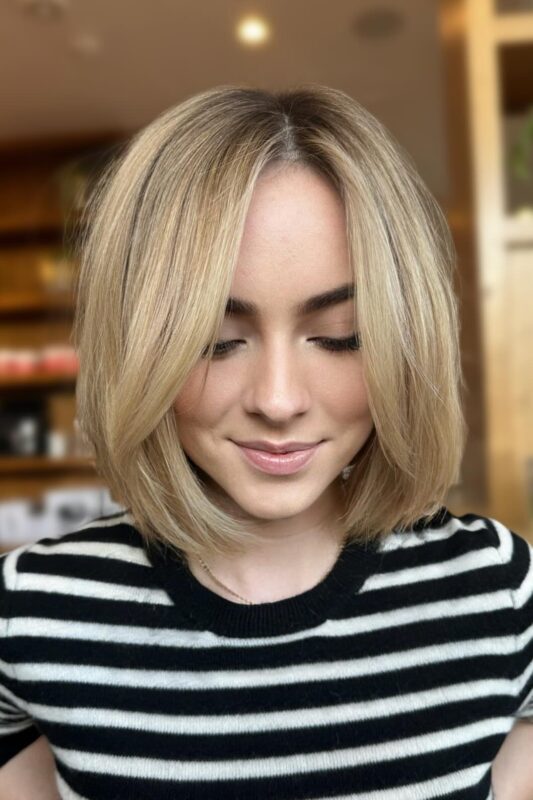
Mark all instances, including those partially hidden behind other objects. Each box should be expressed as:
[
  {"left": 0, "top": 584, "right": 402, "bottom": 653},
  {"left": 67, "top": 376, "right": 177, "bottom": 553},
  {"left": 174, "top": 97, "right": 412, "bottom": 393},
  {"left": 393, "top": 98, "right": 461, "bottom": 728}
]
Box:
[
  {"left": 173, "top": 366, "right": 235, "bottom": 427},
  {"left": 337, "top": 388, "right": 371, "bottom": 425},
  {"left": 319, "top": 364, "right": 371, "bottom": 422}
]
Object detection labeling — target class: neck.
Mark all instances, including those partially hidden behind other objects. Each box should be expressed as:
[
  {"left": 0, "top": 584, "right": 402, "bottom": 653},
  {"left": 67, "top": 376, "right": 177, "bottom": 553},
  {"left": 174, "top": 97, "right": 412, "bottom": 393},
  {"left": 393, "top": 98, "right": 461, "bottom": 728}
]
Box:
[{"left": 187, "top": 527, "right": 347, "bottom": 605}]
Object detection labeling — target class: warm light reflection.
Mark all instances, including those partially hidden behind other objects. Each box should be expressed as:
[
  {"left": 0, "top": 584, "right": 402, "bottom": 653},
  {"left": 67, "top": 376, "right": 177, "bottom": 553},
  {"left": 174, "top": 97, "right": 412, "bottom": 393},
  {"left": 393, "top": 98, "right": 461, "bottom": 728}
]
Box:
[{"left": 236, "top": 16, "right": 271, "bottom": 46}]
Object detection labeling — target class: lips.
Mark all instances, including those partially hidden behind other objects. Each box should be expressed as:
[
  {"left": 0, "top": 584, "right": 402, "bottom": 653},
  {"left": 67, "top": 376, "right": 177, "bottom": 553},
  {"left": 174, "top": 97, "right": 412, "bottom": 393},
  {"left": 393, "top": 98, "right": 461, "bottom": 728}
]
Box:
[
  {"left": 234, "top": 442, "right": 322, "bottom": 475},
  {"left": 232, "top": 440, "right": 321, "bottom": 454}
]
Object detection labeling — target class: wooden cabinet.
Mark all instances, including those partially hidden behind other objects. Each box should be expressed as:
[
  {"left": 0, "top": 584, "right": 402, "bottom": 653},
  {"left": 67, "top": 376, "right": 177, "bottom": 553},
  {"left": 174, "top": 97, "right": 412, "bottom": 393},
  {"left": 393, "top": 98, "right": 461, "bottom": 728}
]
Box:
[{"left": 440, "top": 0, "right": 533, "bottom": 539}]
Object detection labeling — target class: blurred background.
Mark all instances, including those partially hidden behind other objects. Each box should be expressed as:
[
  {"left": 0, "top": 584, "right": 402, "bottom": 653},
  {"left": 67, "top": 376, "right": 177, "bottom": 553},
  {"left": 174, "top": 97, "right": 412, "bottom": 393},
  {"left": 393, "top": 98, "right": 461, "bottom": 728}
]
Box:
[{"left": 0, "top": 0, "right": 532, "bottom": 551}]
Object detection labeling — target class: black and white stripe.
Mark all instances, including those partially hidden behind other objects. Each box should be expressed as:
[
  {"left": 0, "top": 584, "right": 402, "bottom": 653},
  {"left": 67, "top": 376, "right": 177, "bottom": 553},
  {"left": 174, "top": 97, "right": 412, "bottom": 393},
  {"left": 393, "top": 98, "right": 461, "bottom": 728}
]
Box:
[{"left": 1, "top": 508, "right": 532, "bottom": 799}]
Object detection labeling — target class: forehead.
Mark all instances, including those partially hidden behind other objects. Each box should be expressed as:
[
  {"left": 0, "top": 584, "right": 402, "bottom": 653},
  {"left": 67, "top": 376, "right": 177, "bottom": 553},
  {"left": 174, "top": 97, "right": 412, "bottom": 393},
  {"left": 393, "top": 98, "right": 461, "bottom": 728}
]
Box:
[
  {"left": 241, "top": 164, "right": 347, "bottom": 247},
  {"left": 227, "top": 165, "right": 353, "bottom": 317}
]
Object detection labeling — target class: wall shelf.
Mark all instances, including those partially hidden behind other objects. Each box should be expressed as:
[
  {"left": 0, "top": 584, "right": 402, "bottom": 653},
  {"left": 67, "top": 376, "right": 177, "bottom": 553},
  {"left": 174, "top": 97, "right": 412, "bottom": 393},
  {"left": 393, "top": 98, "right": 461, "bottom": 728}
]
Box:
[
  {"left": 0, "top": 291, "right": 75, "bottom": 315},
  {"left": 493, "top": 12, "right": 533, "bottom": 43},
  {"left": 0, "top": 457, "right": 95, "bottom": 474},
  {"left": 0, "top": 372, "right": 77, "bottom": 389},
  {"left": 502, "top": 215, "right": 533, "bottom": 244},
  {"left": 0, "top": 132, "right": 123, "bottom": 510}
]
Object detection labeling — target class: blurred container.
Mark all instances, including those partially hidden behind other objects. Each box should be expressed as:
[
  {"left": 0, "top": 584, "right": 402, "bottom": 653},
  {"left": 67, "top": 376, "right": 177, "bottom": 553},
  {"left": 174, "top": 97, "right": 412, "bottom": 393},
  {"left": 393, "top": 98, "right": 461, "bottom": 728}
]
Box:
[
  {"left": 0, "top": 396, "right": 46, "bottom": 456},
  {"left": 46, "top": 429, "right": 68, "bottom": 458},
  {"left": 42, "top": 487, "right": 104, "bottom": 536},
  {"left": 0, "top": 500, "right": 35, "bottom": 545}
]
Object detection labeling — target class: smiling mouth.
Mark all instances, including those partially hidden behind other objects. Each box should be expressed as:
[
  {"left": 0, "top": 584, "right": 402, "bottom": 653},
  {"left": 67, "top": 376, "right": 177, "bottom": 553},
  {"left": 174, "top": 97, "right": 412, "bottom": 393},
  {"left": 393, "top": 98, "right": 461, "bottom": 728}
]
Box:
[
  {"left": 234, "top": 441, "right": 322, "bottom": 475},
  {"left": 231, "top": 440, "right": 323, "bottom": 454}
]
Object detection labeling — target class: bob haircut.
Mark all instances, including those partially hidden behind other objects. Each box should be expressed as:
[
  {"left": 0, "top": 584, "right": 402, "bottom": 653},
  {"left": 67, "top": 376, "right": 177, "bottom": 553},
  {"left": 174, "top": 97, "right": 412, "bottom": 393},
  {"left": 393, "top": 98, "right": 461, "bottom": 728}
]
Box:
[{"left": 71, "top": 83, "right": 467, "bottom": 563}]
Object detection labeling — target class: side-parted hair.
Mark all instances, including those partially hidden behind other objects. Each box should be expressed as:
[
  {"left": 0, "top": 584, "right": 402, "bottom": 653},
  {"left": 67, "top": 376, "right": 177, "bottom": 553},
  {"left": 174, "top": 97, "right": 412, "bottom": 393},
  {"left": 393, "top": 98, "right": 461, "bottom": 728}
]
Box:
[{"left": 71, "top": 84, "right": 467, "bottom": 563}]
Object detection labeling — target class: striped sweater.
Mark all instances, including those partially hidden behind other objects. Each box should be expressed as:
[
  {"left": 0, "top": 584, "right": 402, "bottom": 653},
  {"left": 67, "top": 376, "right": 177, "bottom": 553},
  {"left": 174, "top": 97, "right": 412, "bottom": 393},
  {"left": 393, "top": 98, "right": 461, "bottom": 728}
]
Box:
[{"left": 0, "top": 507, "right": 532, "bottom": 799}]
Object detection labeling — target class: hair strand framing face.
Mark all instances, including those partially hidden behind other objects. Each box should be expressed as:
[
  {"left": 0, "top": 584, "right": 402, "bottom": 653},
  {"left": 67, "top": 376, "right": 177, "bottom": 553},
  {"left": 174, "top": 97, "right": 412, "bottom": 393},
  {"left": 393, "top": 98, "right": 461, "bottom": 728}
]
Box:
[{"left": 71, "top": 83, "right": 467, "bottom": 563}]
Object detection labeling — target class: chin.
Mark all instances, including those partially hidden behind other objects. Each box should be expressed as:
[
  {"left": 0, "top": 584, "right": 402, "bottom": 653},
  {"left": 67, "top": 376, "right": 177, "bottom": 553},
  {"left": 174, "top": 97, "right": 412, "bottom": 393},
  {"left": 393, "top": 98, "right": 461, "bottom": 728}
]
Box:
[{"left": 229, "top": 482, "right": 326, "bottom": 515}]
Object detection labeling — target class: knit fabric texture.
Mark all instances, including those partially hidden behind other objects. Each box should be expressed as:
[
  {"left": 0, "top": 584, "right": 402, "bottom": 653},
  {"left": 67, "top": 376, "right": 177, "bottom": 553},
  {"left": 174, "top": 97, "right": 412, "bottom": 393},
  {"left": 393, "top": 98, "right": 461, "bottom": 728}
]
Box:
[{"left": 0, "top": 507, "right": 532, "bottom": 799}]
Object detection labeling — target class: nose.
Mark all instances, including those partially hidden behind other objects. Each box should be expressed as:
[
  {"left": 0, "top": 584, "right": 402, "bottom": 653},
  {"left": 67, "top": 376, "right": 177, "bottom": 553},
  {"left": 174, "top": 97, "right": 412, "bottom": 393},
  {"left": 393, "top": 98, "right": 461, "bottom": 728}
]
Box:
[{"left": 242, "top": 339, "right": 312, "bottom": 422}]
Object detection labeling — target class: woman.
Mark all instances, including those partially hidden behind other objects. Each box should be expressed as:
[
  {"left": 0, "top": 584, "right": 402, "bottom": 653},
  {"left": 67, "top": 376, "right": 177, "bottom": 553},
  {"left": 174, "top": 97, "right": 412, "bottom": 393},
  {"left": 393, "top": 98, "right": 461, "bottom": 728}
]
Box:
[{"left": 0, "top": 84, "right": 532, "bottom": 799}]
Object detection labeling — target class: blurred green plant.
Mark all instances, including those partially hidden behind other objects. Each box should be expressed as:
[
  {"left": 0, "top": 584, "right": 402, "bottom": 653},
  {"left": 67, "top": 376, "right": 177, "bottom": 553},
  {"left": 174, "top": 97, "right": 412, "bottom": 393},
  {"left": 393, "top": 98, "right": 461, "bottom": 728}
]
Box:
[{"left": 509, "top": 106, "right": 533, "bottom": 181}]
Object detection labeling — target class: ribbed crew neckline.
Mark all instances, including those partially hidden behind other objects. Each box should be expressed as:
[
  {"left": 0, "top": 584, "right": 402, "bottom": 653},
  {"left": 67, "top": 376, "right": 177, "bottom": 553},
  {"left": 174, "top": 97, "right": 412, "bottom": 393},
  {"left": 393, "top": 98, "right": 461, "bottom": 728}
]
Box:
[
  {"left": 142, "top": 507, "right": 451, "bottom": 637},
  {"left": 144, "top": 535, "right": 381, "bottom": 637}
]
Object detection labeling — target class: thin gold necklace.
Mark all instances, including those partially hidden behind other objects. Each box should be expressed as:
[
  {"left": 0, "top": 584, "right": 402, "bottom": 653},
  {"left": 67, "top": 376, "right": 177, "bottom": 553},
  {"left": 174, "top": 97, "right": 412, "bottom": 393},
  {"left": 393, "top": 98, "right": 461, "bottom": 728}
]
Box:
[{"left": 196, "top": 536, "right": 347, "bottom": 605}]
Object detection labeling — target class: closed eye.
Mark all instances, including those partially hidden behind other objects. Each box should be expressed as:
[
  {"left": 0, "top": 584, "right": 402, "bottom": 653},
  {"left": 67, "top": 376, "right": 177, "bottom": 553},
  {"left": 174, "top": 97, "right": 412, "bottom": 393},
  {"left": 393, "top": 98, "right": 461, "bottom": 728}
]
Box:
[{"left": 202, "top": 333, "right": 361, "bottom": 358}]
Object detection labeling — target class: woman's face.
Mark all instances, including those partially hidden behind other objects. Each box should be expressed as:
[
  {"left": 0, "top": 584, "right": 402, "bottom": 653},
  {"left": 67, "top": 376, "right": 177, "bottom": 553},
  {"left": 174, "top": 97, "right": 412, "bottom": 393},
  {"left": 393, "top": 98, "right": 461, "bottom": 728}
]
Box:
[{"left": 173, "top": 164, "right": 374, "bottom": 527}]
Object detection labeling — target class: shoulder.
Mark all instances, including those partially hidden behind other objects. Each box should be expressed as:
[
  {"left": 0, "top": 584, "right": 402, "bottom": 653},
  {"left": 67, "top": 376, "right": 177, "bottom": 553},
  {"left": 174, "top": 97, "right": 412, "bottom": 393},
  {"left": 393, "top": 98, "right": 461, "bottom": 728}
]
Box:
[
  {"left": 377, "top": 506, "right": 532, "bottom": 591},
  {"left": 0, "top": 511, "right": 151, "bottom": 621}
]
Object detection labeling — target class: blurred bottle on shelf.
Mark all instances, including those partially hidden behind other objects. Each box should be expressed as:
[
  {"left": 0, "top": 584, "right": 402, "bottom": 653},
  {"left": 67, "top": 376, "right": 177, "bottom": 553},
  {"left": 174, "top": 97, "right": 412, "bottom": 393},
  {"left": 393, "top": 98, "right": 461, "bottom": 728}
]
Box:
[
  {"left": 0, "top": 486, "right": 126, "bottom": 547},
  {"left": 38, "top": 250, "right": 77, "bottom": 295},
  {"left": 0, "top": 345, "right": 78, "bottom": 377},
  {"left": 46, "top": 429, "right": 68, "bottom": 458},
  {"left": 0, "top": 397, "right": 46, "bottom": 456}
]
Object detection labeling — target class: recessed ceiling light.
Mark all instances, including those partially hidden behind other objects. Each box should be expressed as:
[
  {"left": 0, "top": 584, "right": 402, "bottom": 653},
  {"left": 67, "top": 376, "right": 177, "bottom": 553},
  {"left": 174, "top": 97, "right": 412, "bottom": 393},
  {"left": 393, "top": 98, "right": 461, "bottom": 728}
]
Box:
[
  {"left": 353, "top": 7, "right": 404, "bottom": 39},
  {"left": 69, "top": 33, "right": 102, "bottom": 56},
  {"left": 236, "top": 15, "right": 271, "bottom": 46}
]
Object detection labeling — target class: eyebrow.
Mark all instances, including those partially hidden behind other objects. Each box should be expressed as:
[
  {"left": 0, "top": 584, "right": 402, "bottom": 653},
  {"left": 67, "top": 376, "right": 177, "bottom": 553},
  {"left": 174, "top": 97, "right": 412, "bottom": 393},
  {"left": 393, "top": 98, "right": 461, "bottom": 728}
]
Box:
[{"left": 225, "top": 282, "right": 355, "bottom": 317}]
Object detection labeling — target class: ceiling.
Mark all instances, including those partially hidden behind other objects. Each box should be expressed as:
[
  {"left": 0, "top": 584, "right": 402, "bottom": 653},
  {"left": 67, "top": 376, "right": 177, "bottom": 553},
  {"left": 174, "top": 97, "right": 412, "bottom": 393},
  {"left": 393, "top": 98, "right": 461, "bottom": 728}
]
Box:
[{"left": 0, "top": 0, "right": 450, "bottom": 201}]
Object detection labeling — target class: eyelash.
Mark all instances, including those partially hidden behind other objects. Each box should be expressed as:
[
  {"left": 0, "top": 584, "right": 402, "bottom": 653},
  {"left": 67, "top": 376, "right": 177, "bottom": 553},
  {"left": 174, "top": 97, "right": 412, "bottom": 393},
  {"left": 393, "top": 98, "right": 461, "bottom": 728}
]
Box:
[{"left": 205, "top": 333, "right": 361, "bottom": 358}]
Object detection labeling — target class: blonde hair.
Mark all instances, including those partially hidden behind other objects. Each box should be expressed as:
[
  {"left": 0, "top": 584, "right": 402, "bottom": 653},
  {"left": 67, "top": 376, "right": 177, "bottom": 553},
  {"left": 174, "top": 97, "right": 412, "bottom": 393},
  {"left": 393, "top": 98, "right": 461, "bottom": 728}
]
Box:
[{"left": 71, "top": 84, "right": 467, "bottom": 562}]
